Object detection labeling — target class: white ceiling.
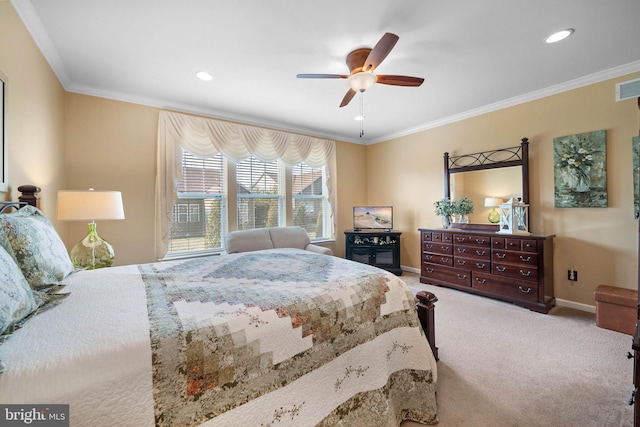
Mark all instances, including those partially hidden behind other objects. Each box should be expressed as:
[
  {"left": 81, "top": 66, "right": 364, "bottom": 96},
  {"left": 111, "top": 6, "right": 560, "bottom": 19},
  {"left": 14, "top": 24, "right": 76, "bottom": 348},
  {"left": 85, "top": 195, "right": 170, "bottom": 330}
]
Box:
[{"left": 12, "top": 0, "right": 640, "bottom": 144}]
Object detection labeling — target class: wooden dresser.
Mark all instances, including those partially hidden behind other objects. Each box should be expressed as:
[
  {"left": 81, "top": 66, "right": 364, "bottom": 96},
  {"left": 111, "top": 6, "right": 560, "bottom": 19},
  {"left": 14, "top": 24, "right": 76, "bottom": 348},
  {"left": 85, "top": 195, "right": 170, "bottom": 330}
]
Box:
[{"left": 419, "top": 228, "right": 555, "bottom": 313}]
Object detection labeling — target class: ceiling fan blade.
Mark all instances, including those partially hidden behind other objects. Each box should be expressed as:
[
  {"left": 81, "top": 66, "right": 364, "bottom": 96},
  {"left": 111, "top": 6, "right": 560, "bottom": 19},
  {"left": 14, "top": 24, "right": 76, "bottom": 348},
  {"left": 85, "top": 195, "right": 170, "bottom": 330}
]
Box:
[
  {"left": 340, "top": 89, "right": 357, "bottom": 107},
  {"left": 362, "top": 32, "right": 399, "bottom": 72},
  {"left": 376, "top": 75, "right": 424, "bottom": 87},
  {"left": 296, "top": 74, "right": 348, "bottom": 79}
]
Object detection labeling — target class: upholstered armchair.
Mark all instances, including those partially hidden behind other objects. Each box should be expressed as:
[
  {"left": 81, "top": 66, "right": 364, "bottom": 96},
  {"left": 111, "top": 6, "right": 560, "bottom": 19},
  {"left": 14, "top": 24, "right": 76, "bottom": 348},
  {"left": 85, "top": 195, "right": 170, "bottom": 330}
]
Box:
[{"left": 224, "top": 226, "right": 333, "bottom": 256}]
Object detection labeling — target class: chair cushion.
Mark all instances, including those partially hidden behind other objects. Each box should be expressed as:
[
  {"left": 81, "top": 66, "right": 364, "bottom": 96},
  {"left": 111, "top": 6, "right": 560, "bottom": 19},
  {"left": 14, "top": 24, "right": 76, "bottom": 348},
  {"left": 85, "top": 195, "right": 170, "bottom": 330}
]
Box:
[
  {"left": 225, "top": 228, "right": 273, "bottom": 253},
  {"left": 269, "top": 226, "right": 310, "bottom": 250}
]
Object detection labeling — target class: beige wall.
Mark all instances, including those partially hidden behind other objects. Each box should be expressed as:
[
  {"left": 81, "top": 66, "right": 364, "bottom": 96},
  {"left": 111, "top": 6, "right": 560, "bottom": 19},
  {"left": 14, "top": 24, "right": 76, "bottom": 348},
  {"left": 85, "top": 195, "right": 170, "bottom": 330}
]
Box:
[
  {"left": 64, "top": 94, "right": 158, "bottom": 265},
  {"left": 367, "top": 72, "right": 640, "bottom": 307},
  {"left": 63, "top": 94, "right": 364, "bottom": 264},
  {"left": 0, "top": 1, "right": 66, "bottom": 222}
]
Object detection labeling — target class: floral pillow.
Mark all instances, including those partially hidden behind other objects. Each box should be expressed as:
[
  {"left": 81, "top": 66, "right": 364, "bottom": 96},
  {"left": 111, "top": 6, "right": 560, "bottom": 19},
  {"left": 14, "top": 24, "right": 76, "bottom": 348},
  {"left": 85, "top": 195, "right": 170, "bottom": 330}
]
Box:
[
  {"left": 0, "top": 205, "right": 74, "bottom": 290},
  {"left": 0, "top": 244, "right": 39, "bottom": 337}
]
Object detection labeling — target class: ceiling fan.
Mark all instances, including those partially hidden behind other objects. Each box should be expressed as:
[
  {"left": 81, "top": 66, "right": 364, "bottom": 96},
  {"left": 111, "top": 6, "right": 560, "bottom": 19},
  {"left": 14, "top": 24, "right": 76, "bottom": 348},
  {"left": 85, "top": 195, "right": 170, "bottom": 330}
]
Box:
[{"left": 296, "top": 32, "right": 424, "bottom": 107}]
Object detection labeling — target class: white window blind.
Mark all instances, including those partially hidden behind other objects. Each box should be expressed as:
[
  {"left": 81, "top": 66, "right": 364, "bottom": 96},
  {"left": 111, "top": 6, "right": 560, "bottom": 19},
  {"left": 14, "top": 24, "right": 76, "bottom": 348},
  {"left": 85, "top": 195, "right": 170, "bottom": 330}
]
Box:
[
  {"left": 292, "top": 162, "right": 328, "bottom": 239},
  {"left": 168, "top": 149, "right": 225, "bottom": 255},
  {"left": 236, "top": 156, "right": 283, "bottom": 230}
]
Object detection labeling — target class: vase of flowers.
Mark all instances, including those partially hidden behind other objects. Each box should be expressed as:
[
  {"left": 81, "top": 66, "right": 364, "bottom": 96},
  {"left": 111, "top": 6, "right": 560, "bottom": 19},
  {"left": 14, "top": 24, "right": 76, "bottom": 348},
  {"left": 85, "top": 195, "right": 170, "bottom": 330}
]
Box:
[
  {"left": 433, "top": 198, "right": 455, "bottom": 228},
  {"left": 452, "top": 197, "right": 474, "bottom": 224}
]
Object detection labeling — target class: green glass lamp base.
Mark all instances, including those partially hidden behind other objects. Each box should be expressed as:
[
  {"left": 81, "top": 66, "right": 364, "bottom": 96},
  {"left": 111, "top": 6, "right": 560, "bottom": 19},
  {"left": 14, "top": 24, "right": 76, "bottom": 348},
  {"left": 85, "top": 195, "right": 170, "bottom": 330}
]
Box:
[
  {"left": 488, "top": 208, "right": 500, "bottom": 224},
  {"left": 70, "top": 222, "right": 115, "bottom": 270}
]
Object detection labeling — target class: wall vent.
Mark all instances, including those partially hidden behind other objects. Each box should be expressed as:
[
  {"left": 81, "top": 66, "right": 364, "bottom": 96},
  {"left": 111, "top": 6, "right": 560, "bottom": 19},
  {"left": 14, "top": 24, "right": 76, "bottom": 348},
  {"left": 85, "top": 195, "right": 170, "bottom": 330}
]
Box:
[{"left": 616, "top": 78, "right": 640, "bottom": 101}]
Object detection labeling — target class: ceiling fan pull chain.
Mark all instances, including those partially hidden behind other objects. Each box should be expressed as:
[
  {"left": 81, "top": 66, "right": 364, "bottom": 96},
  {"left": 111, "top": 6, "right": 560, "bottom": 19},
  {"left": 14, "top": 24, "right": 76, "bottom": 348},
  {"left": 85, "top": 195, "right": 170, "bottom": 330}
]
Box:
[{"left": 359, "top": 93, "right": 364, "bottom": 137}]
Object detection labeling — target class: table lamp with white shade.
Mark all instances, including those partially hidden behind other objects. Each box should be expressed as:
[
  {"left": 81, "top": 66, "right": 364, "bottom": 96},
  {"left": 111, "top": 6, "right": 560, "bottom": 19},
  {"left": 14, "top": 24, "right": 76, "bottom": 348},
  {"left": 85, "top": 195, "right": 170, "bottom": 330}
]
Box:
[
  {"left": 484, "top": 197, "right": 503, "bottom": 224},
  {"left": 56, "top": 189, "right": 125, "bottom": 270}
]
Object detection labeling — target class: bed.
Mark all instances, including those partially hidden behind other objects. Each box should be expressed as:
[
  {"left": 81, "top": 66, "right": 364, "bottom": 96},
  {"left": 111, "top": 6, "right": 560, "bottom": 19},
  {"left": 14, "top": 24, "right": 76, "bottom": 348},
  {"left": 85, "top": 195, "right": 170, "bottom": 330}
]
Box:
[{"left": 0, "top": 196, "right": 438, "bottom": 426}]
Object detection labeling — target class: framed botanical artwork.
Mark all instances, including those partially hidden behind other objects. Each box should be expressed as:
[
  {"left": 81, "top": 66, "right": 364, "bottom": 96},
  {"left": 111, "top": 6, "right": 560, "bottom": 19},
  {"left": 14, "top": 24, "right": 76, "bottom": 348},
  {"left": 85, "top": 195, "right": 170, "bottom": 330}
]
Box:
[
  {"left": 553, "top": 130, "right": 607, "bottom": 208},
  {"left": 634, "top": 136, "right": 639, "bottom": 219}
]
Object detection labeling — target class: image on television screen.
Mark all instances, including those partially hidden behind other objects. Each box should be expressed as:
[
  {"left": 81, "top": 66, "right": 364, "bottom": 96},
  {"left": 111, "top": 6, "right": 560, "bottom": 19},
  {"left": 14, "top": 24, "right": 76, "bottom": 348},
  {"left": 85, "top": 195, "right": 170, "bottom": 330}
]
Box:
[{"left": 353, "top": 206, "right": 393, "bottom": 230}]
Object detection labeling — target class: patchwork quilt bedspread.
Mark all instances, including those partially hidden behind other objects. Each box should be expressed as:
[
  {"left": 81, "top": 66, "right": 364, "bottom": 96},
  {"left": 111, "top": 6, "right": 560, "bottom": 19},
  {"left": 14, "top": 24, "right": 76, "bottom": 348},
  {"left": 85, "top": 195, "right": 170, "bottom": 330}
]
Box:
[{"left": 0, "top": 248, "right": 437, "bottom": 426}]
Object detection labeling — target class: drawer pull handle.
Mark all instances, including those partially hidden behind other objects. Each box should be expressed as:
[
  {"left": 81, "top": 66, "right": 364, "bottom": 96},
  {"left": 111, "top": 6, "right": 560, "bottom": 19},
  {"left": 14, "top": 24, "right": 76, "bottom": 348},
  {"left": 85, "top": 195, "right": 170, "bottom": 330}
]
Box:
[
  {"left": 441, "top": 257, "right": 450, "bottom": 262},
  {"left": 496, "top": 253, "right": 506, "bottom": 259},
  {"left": 456, "top": 274, "right": 467, "bottom": 280},
  {"left": 494, "top": 241, "right": 501, "bottom": 245},
  {"left": 458, "top": 248, "right": 466, "bottom": 253},
  {"left": 519, "top": 270, "right": 532, "bottom": 277},
  {"left": 496, "top": 266, "right": 507, "bottom": 272},
  {"left": 456, "top": 237, "right": 465, "bottom": 242},
  {"left": 425, "top": 255, "right": 433, "bottom": 260},
  {"left": 442, "top": 246, "right": 450, "bottom": 252},
  {"left": 476, "top": 263, "right": 486, "bottom": 269},
  {"left": 476, "top": 250, "right": 486, "bottom": 256},
  {"left": 426, "top": 244, "right": 433, "bottom": 249},
  {"left": 518, "top": 286, "right": 532, "bottom": 294},
  {"left": 475, "top": 239, "right": 486, "bottom": 244},
  {"left": 457, "top": 260, "right": 467, "bottom": 265},
  {"left": 475, "top": 278, "right": 487, "bottom": 284},
  {"left": 525, "top": 243, "right": 533, "bottom": 248},
  {"left": 426, "top": 268, "right": 434, "bottom": 273},
  {"left": 520, "top": 256, "right": 531, "bottom": 262}
]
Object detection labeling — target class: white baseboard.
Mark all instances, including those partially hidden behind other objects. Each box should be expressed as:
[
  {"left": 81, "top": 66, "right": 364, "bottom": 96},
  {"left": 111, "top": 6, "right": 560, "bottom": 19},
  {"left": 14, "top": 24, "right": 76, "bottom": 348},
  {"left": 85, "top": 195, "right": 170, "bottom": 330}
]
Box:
[
  {"left": 555, "top": 298, "right": 596, "bottom": 313},
  {"left": 401, "top": 265, "right": 420, "bottom": 274}
]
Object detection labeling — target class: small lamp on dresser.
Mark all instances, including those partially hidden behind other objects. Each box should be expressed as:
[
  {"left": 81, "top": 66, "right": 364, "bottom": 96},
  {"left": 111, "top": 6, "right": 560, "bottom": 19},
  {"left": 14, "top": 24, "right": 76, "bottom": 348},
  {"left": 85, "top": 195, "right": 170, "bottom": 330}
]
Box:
[
  {"left": 56, "top": 189, "right": 125, "bottom": 269},
  {"left": 484, "top": 197, "right": 503, "bottom": 224}
]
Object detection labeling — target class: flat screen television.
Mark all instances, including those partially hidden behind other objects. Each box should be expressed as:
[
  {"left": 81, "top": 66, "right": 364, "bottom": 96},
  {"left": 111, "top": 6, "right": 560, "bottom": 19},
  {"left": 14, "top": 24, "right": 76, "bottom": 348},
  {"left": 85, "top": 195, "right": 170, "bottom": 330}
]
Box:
[{"left": 353, "top": 206, "right": 393, "bottom": 231}]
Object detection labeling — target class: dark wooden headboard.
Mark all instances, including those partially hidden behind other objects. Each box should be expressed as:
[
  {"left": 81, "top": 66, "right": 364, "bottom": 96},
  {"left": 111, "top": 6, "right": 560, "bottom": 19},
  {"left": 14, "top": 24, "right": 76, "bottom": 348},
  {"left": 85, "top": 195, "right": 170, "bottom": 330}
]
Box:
[{"left": 0, "top": 185, "right": 41, "bottom": 213}]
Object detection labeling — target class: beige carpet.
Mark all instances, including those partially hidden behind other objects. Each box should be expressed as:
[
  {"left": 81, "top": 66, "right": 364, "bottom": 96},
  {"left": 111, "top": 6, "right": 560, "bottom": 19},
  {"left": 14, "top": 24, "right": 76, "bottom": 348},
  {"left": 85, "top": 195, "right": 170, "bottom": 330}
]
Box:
[{"left": 399, "top": 272, "right": 634, "bottom": 427}]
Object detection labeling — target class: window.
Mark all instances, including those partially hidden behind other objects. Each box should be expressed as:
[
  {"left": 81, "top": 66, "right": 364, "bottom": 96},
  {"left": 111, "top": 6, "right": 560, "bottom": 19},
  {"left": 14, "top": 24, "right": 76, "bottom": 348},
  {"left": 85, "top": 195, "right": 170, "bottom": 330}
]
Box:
[
  {"left": 292, "top": 162, "right": 328, "bottom": 239},
  {"left": 236, "top": 157, "right": 283, "bottom": 230},
  {"left": 157, "top": 111, "right": 336, "bottom": 260},
  {"left": 167, "top": 149, "right": 225, "bottom": 255}
]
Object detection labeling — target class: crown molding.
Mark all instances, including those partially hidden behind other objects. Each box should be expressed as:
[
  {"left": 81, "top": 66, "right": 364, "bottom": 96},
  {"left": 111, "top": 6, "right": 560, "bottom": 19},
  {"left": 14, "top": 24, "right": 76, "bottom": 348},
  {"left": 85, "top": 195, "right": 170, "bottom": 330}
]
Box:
[{"left": 369, "top": 60, "right": 640, "bottom": 145}]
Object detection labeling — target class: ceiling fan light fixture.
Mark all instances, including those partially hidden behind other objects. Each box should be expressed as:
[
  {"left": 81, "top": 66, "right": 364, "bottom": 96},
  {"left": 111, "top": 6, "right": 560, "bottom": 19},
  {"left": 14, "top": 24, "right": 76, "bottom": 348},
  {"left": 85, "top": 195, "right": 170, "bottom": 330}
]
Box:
[
  {"left": 196, "top": 71, "right": 213, "bottom": 81},
  {"left": 348, "top": 72, "right": 377, "bottom": 92},
  {"left": 545, "top": 28, "right": 574, "bottom": 44}
]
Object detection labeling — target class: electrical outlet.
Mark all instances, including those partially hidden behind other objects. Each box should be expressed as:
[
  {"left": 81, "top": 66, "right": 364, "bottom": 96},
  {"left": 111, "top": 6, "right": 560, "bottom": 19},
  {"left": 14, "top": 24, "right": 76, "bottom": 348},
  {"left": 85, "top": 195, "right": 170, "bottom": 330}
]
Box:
[{"left": 567, "top": 269, "right": 578, "bottom": 281}]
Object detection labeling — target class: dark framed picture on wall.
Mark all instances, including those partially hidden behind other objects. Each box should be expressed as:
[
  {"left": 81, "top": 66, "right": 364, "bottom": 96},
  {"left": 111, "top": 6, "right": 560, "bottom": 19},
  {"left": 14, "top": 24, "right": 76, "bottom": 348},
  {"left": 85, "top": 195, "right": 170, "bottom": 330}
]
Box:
[
  {"left": 0, "top": 70, "right": 6, "bottom": 193},
  {"left": 553, "top": 129, "right": 607, "bottom": 208}
]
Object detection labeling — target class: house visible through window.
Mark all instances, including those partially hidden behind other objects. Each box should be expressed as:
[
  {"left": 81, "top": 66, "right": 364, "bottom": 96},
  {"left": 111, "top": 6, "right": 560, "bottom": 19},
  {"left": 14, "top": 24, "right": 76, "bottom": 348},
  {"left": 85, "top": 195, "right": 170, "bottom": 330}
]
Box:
[
  {"left": 237, "top": 156, "right": 283, "bottom": 230},
  {"left": 168, "top": 149, "right": 225, "bottom": 255},
  {"left": 166, "top": 149, "right": 331, "bottom": 257},
  {"left": 292, "top": 162, "right": 327, "bottom": 239}
]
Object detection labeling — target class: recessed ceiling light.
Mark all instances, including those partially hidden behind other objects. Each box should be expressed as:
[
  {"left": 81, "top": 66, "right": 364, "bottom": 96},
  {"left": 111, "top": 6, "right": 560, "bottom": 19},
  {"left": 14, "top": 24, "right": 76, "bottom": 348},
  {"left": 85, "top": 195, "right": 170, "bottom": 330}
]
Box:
[
  {"left": 354, "top": 115, "right": 365, "bottom": 121},
  {"left": 545, "top": 29, "right": 574, "bottom": 44},
  {"left": 196, "top": 71, "right": 213, "bottom": 81}
]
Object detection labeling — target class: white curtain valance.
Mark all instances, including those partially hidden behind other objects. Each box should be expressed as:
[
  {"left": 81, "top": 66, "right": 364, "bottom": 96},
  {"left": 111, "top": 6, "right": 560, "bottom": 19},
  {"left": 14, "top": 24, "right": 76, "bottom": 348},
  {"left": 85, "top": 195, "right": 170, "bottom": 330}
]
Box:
[
  {"left": 155, "top": 110, "right": 337, "bottom": 259},
  {"left": 159, "top": 110, "right": 334, "bottom": 166}
]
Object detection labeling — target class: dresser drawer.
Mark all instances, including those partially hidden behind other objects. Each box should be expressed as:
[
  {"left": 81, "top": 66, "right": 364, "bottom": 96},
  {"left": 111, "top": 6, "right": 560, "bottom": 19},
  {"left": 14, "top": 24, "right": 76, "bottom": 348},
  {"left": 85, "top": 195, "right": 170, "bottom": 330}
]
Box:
[
  {"left": 422, "top": 241, "right": 452, "bottom": 255},
  {"left": 492, "top": 262, "right": 538, "bottom": 281},
  {"left": 454, "top": 234, "right": 491, "bottom": 247},
  {"left": 454, "top": 256, "right": 490, "bottom": 272},
  {"left": 472, "top": 272, "right": 538, "bottom": 303},
  {"left": 492, "top": 250, "right": 538, "bottom": 266},
  {"left": 455, "top": 244, "right": 490, "bottom": 260},
  {"left": 422, "top": 263, "right": 471, "bottom": 287},
  {"left": 422, "top": 252, "right": 453, "bottom": 266},
  {"left": 505, "top": 238, "right": 538, "bottom": 252}
]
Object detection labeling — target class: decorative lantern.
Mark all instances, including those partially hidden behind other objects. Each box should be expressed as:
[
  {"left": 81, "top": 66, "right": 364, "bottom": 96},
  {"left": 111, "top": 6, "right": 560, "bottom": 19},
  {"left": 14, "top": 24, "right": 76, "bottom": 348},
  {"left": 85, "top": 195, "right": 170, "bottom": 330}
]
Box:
[{"left": 498, "top": 198, "right": 530, "bottom": 235}]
